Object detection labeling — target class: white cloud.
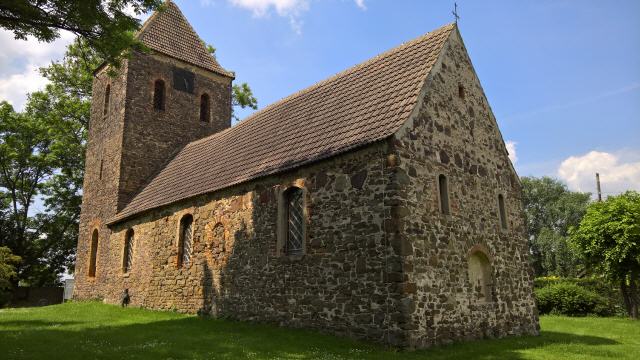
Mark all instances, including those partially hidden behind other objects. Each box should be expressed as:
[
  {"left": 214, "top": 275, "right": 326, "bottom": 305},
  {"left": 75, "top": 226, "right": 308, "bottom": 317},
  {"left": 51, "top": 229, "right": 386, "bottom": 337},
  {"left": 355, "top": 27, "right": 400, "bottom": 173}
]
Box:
[
  {"left": 229, "top": 0, "right": 309, "bottom": 17},
  {"left": 0, "top": 29, "right": 75, "bottom": 109},
  {"left": 558, "top": 150, "right": 640, "bottom": 196},
  {"left": 222, "top": 0, "right": 366, "bottom": 33},
  {"left": 505, "top": 140, "right": 517, "bottom": 164},
  {"left": 0, "top": 65, "right": 49, "bottom": 110},
  {"left": 354, "top": 0, "right": 366, "bottom": 10}
]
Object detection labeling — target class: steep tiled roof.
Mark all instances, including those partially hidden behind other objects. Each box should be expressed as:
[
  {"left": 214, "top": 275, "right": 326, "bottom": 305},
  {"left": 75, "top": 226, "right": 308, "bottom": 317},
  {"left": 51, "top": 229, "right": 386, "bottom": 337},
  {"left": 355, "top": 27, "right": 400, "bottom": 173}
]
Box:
[
  {"left": 137, "top": 1, "right": 233, "bottom": 78},
  {"left": 111, "top": 23, "right": 455, "bottom": 223}
]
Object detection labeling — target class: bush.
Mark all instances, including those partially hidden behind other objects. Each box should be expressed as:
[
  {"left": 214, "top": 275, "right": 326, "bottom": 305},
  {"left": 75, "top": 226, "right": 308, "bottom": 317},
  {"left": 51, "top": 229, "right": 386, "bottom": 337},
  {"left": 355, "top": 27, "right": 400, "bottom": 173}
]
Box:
[
  {"left": 535, "top": 282, "right": 612, "bottom": 316},
  {"left": 0, "top": 247, "right": 21, "bottom": 307},
  {"left": 534, "top": 276, "right": 625, "bottom": 316}
]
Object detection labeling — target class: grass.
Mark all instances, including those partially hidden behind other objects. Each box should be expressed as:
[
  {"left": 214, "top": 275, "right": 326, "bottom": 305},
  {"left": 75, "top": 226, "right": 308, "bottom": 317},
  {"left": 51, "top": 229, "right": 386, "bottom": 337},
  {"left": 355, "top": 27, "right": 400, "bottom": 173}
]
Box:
[{"left": 1, "top": 302, "right": 639, "bottom": 359}]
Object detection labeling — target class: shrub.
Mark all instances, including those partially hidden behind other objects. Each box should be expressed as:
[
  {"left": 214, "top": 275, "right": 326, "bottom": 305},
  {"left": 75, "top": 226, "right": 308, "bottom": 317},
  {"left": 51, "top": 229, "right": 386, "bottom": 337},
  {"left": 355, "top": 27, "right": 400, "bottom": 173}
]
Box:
[
  {"left": 0, "top": 246, "right": 21, "bottom": 307},
  {"left": 534, "top": 276, "right": 625, "bottom": 316},
  {"left": 535, "top": 282, "right": 612, "bottom": 316}
]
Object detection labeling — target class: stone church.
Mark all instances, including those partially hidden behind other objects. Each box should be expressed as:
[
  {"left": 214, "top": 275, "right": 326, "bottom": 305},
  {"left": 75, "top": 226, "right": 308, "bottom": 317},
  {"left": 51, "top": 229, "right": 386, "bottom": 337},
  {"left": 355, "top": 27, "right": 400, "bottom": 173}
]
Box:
[{"left": 73, "top": 1, "right": 539, "bottom": 348}]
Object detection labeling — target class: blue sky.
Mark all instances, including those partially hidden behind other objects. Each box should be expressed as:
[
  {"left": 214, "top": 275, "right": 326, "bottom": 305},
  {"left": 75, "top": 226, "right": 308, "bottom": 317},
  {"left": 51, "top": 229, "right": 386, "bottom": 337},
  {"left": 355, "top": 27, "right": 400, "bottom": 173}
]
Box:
[{"left": 0, "top": 0, "right": 638, "bottom": 196}]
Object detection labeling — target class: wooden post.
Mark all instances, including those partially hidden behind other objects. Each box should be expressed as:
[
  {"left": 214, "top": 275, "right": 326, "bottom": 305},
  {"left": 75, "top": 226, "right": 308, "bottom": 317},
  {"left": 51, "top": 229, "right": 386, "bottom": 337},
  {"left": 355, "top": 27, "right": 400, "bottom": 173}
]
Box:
[{"left": 596, "top": 173, "right": 602, "bottom": 202}]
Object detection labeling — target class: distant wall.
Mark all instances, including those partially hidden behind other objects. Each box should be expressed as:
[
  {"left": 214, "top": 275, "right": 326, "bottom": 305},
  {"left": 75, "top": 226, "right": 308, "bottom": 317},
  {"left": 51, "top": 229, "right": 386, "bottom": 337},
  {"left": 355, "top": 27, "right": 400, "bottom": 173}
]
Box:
[
  {"left": 10, "top": 287, "right": 64, "bottom": 307},
  {"left": 64, "top": 279, "right": 75, "bottom": 300}
]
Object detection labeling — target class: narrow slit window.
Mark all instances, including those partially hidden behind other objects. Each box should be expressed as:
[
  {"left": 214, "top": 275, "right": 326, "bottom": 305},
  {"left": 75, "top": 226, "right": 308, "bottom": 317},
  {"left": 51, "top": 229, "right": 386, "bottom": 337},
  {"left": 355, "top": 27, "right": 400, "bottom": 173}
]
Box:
[
  {"left": 285, "top": 187, "right": 305, "bottom": 256},
  {"left": 123, "top": 229, "right": 134, "bottom": 273},
  {"left": 103, "top": 84, "right": 110, "bottom": 116},
  {"left": 88, "top": 229, "right": 99, "bottom": 277},
  {"left": 200, "top": 93, "right": 210, "bottom": 122},
  {"left": 438, "top": 174, "right": 450, "bottom": 215},
  {"left": 153, "top": 79, "right": 165, "bottom": 111},
  {"left": 99, "top": 159, "right": 103, "bottom": 180},
  {"left": 177, "top": 214, "right": 193, "bottom": 268},
  {"left": 498, "top": 194, "right": 507, "bottom": 230},
  {"left": 458, "top": 84, "right": 465, "bottom": 100}
]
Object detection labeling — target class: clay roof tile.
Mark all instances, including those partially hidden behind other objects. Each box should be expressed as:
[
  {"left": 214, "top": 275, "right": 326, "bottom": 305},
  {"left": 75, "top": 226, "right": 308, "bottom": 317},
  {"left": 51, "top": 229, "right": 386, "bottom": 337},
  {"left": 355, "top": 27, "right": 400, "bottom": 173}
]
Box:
[{"left": 110, "top": 23, "right": 455, "bottom": 224}]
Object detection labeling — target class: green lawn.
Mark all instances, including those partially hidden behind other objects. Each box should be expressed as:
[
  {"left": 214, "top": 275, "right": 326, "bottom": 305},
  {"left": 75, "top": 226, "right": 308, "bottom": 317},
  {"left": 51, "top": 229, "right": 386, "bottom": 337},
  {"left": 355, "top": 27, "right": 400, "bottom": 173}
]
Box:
[{"left": 1, "top": 302, "right": 638, "bottom": 359}]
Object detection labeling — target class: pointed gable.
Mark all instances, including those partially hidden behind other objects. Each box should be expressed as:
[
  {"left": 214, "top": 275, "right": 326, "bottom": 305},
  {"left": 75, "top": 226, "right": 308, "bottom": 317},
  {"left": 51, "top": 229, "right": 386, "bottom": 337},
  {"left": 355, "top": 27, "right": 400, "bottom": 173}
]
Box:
[
  {"left": 110, "top": 23, "right": 455, "bottom": 224},
  {"left": 137, "top": 1, "right": 233, "bottom": 78}
]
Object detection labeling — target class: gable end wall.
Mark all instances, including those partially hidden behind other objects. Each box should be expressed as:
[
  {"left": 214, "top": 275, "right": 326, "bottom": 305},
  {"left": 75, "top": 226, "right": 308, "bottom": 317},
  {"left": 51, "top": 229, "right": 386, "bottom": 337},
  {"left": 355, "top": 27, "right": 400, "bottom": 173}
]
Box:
[{"left": 390, "top": 29, "right": 539, "bottom": 348}]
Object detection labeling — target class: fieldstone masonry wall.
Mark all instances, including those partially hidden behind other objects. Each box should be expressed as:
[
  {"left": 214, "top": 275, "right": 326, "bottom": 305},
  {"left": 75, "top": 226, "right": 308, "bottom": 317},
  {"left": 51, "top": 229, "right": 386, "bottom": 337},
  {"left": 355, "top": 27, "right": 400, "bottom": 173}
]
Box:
[
  {"left": 74, "top": 27, "right": 538, "bottom": 349},
  {"left": 75, "top": 51, "right": 232, "bottom": 300},
  {"left": 390, "top": 30, "right": 539, "bottom": 347},
  {"left": 75, "top": 64, "right": 128, "bottom": 299},
  {"left": 75, "top": 144, "right": 416, "bottom": 346},
  {"left": 119, "top": 51, "right": 232, "bottom": 210}
]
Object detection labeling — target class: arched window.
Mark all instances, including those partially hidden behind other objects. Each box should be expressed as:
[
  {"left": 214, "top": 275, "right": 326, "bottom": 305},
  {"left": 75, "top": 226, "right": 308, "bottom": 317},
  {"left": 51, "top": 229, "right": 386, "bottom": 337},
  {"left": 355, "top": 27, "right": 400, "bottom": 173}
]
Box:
[
  {"left": 438, "top": 174, "right": 450, "bottom": 215},
  {"left": 498, "top": 194, "right": 508, "bottom": 230},
  {"left": 177, "top": 214, "right": 193, "bottom": 268},
  {"left": 200, "top": 93, "right": 210, "bottom": 122},
  {"left": 153, "top": 79, "right": 165, "bottom": 111},
  {"left": 103, "top": 84, "right": 110, "bottom": 116},
  {"left": 123, "top": 229, "right": 134, "bottom": 273},
  {"left": 88, "top": 229, "right": 99, "bottom": 277},
  {"left": 284, "top": 187, "right": 305, "bottom": 256},
  {"left": 468, "top": 250, "right": 493, "bottom": 303}
]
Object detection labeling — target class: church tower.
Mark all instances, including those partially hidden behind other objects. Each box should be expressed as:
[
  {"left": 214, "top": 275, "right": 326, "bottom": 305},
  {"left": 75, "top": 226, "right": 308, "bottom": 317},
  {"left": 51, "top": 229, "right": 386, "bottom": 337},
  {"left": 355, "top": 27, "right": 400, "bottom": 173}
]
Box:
[{"left": 76, "top": 1, "right": 233, "bottom": 287}]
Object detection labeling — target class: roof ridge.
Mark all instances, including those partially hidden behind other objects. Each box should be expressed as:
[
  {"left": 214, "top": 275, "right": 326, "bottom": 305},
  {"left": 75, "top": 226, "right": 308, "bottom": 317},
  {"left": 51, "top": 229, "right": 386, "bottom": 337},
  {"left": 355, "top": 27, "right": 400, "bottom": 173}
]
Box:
[
  {"left": 234, "top": 23, "right": 455, "bottom": 127},
  {"left": 136, "top": 0, "right": 234, "bottom": 78},
  {"left": 111, "top": 22, "right": 456, "bottom": 223},
  {"left": 185, "top": 22, "right": 456, "bottom": 149},
  {"left": 134, "top": 1, "right": 163, "bottom": 38}
]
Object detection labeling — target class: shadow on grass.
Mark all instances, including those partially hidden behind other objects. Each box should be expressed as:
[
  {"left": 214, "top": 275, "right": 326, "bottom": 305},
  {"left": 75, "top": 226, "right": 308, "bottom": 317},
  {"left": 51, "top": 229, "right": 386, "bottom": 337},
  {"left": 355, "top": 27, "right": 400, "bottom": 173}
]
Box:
[
  {"left": 413, "top": 330, "right": 619, "bottom": 360},
  {"left": 0, "top": 311, "right": 621, "bottom": 360},
  {"left": 0, "top": 319, "right": 82, "bottom": 327}
]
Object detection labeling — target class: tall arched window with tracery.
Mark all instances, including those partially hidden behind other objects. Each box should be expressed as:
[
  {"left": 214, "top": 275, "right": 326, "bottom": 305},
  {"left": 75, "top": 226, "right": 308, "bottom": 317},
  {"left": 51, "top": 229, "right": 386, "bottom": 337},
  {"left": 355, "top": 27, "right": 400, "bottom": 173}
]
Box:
[
  {"left": 88, "top": 229, "right": 99, "bottom": 277},
  {"left": 123, "top": 229, "right": 134, "bottom": 273},
  {"left": 284, "top": 187, "right": 305, "bottom": 256},
  {"left": 177, "top": 214, "right": 193, "bottom": 268}
]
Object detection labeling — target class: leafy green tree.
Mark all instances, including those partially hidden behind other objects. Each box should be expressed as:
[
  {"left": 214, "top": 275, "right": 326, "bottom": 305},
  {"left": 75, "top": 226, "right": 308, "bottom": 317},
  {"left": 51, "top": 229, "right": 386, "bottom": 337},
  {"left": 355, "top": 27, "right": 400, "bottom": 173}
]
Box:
[
  {"left": 206, "top": 43, "right": 258, "bottom": 121},
  {"left": 1, "top": 37, "right": 257, "bottom": 285},
  {"left": 0, "top": 38, "right": 98, "bottom": 286},
  {"left": 231, "top": 83, "right": 258, "bottom": 121},
  {"left": 536, "top": 227, "right": 580, "bottom": 277},
  {"left": 521, "top": 176, "right": 591, "bottom": 276},
  {"left": 0, "top": 101, "right": 67, "bottom": 285},
  {"left": 0, "top": 246, "right": 21, "bottom": 306},
  {"left": 570, "top": 191, "right": 640, "bottom": 319},
  {"left": 0, "top": 0, "right": 162, "bottom": 67}
]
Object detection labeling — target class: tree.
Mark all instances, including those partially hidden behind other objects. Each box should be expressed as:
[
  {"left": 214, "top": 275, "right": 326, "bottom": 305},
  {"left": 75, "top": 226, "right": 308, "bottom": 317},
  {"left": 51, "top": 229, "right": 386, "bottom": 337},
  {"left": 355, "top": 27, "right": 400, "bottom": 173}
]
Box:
[
  {"left": 0, "top": 0, "right": 162, "bottom": 67},
  {"left": 0, "top": 38, "right": 98, "bottom": 286},
  {"left": 0, "top": 246, "right": 21, "bottom": 306},
  {"left": 570, "top": 191, "right": 640, "bottom": 319},
  {"left": 0, "top": 100, "right": 69, "bottom": 285},
  {"left": 1, "top": 38, "right": 257, "bottom": 285},
  {"left": 205, "top": 44, "right": 258, "bottom": 121},
  {"left": 232, "top": 83, "right": 258, "bottom": 121},
  {"left": 521, "top": 176, "right": 591, "bottom": 276}
]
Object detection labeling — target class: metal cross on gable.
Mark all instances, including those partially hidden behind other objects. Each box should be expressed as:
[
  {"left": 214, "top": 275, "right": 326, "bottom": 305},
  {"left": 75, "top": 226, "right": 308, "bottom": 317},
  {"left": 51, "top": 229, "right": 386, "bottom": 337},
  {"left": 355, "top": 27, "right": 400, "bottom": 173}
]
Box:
[{"left": 452, "top": 2, "right": 460, "bottom": 23}]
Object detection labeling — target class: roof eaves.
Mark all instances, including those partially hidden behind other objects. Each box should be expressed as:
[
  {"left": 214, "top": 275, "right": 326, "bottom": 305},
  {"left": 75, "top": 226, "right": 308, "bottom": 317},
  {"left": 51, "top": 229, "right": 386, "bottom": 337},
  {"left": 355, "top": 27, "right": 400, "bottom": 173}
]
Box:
[{"left": 107, "top": 23, "right": 456, "bottom": 225}]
